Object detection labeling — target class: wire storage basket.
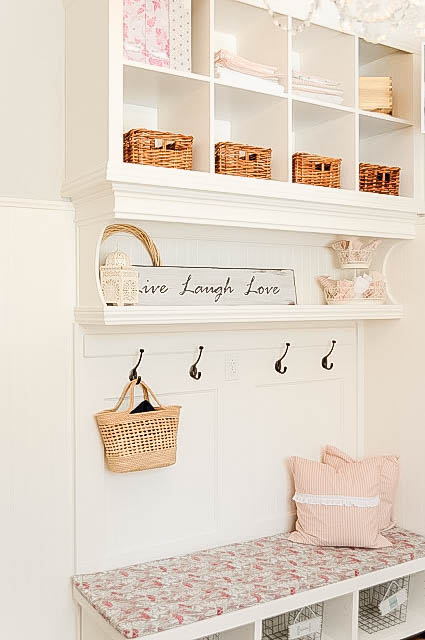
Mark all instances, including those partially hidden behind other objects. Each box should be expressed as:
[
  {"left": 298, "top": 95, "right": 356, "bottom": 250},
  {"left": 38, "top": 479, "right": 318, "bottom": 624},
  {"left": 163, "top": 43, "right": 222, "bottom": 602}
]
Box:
[
  {"left": 263, "top": 603, "right": 323, "bottom": 640},
  {"left": 292, "top": 153, "right": 341, "bottom": 188},
  {"left": 358, "top": 576, "right": 410, "bottom": 634},
  {"left": 123, "top": 128, "right": 193, "bottom": 169},
  {"left": 215, "top": 141, "right": 272, "bottom": 179}
]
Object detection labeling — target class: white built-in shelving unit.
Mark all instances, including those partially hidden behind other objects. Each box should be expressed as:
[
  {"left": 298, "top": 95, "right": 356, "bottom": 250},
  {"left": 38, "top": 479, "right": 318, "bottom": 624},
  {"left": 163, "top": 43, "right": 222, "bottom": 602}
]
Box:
[{"left": 64, "top": 0, "right": 424, "bottom": 327}]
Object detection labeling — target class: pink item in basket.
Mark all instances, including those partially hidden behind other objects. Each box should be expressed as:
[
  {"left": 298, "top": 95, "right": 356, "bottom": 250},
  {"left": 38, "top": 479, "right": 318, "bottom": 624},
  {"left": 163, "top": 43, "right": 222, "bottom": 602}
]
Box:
[
  {"left": 288, "top": 455, "right": 391, "bottom": 548},
  {"left": 123, "top": 0, "right": 169, "bottom": 67},
  {"left": 323, "top": 445, "right": 399, "bottom": 532}
]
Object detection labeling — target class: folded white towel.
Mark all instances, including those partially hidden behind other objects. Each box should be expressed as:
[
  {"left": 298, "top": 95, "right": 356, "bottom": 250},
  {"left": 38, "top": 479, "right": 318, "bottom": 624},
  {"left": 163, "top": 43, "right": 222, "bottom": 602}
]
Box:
[
  {"left": 293, "top": 71, "right": 340, "bottom": 87},
  {"left": 293, "top": 89, "right": 344, "bottom": 104},
  {"left": 216, "top": 67, "right": 286, "bottom": 96},
  {"left": 293, "top": 83, "right": 344, "bottom": 97}
]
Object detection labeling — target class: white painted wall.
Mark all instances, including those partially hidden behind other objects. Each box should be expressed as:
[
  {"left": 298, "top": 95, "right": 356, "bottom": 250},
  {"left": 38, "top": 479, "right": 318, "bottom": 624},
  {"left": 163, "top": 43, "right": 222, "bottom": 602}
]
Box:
[
  {"left": 0, "top": 2, "right": 75, "bottom": 639},
  {"left": 364, "top": 224, "right": 425, "bottom": 535},
  {"left": 0, "top": 0, "right": 65, "bottom": 200}
]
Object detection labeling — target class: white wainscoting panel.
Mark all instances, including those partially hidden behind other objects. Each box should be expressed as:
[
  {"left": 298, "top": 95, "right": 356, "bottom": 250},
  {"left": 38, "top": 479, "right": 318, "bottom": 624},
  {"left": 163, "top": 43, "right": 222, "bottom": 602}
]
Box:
[{"left": 75, "top": 324, "right": 360, "bottom": 572}]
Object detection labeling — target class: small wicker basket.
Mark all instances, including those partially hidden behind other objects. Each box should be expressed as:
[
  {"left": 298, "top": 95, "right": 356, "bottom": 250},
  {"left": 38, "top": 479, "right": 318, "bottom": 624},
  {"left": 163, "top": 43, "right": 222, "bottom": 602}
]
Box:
[
  {"left": 95, "top": 378, "right": 181, "bottom": 473},
  {"left": 215, "top": 141, "right": 271, "bottom": 179},
  {"left": 331, "top": 239, "right": 380, "bottom": 269},
  {"left": 318, "top": 276, "right": 354, "bottom": 305},
  {"left": 362, "top": 279, "right": 386, "bottom": 304},
  {"left": 293, "top": 152, "right": 341, "bottom": 188},
  {"left": 359, "top": 163, "right": 400, "bottom": 196},
  {"left": 123, "top": 128, "right": 193, "bottom": 170}
]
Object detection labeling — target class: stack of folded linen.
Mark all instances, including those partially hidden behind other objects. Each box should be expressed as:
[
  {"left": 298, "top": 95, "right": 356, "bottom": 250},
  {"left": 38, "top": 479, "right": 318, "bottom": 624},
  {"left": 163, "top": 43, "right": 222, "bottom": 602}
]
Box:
[
  {"left": 293, "top": 71, "right": 344, "bottom": 104},
  {"left": 215, "top": 49, "right": 285, "bottom": 96}
]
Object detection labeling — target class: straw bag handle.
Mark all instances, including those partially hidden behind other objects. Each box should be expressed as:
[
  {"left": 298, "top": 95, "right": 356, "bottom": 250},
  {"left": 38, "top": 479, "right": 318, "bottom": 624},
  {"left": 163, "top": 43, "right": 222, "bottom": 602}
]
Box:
[
  {"left": 102, "top": 224, "right": 162, "bottom": 266},
  {"left": 111, "top": 378, "right": 165, "bottom": 413}
]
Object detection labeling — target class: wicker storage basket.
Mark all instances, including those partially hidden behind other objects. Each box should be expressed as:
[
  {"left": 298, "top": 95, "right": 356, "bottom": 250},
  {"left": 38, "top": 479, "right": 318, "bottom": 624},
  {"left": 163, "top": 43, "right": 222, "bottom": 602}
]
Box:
[
  {"left": 95, "top": 378, "right": 181, "bottom": 473},
  {"left": 215, "top": 141, "right": 271, "bottom": 179},
  {"left": 293, "top": 153, "right": 341, "bottom": 188},
  {"left": 359, "top": 163, "right": 400, "bottom": 196},
  {"left": 123, "top": 128, "right": 193, "bottom": 170}
]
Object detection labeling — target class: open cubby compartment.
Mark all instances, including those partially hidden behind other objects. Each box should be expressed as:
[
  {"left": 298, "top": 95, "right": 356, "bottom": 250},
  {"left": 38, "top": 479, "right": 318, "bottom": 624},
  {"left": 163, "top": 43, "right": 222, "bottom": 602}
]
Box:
[
  {"left": 190, "top": 0, "right": 212, "bottom": 76},
  {"left": 261, "top": 593, "right": 356, "bottom": 640},
  {"left": 214, "top": 0, "right": 288, "bottom": 94},
  {"left": 123, "top": 64, "right": 210, "bottom": 172},
  {"left": 292, "top": 20, "right": 356, "bottom": 108},
  {"left": 359, "top": 114, "right": 414, "bottom": 197},
  {"left": 357, "top": 571, "right": 425, "bottom": 640},
  {"left": 123, "top": 0, "right": 211, "bottom": 77},
  {"left": 359, "top": 40, "right": 413, "bottom": 121},
  {"left": 215, "top": 83, "right": 288, "bottom": 181},
  {"left": 196, "top": 624, "right": 255, "bottom": 640},
  {"left": 292, "top": 100, "right": 356, "bottom": 190}
]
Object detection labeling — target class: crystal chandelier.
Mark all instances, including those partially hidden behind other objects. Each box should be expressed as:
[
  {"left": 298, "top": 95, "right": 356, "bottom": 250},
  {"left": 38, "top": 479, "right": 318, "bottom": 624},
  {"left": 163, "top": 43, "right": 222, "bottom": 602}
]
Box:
[{"left": 263, "top": 0, "right": 425, "bottom": 42}]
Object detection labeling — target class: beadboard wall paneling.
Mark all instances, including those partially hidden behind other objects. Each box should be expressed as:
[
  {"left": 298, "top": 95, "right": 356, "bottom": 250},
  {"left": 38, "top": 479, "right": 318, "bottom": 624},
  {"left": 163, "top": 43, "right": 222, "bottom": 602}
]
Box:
[
  {"left": 100, "top": 223, "right": 345, "bottom": 306},
  {"left": 75, "top": 325, "right": 359, "bottom": 572}
]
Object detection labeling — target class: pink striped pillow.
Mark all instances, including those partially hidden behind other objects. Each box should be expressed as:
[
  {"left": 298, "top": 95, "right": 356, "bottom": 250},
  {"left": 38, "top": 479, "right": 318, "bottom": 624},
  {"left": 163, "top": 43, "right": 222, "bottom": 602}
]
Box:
[
  {"left": 288, "top": 456, "right": 391, "bottom": 548},
  {"left": 323, "top": 445, "right": 399, "bottom": 532}
]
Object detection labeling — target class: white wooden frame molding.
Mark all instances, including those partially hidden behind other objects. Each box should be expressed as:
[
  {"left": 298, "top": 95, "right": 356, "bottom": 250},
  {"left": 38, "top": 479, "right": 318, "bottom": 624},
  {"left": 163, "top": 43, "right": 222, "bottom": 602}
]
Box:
[
  {"left": 67, "top": 171, "right": 419, "bottom": 240},
  {"left": 75, "top": 304, "right": 404, "bottom": 326},
  {"left": 73, "top": 557, "right": 425, "bottom": 640}
]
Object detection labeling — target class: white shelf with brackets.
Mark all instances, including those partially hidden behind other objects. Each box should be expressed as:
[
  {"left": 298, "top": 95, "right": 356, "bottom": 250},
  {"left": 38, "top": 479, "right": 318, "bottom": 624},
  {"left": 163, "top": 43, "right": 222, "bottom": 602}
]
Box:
[{"left": 75, "top": 303, "right": 404, "bottom": 327}]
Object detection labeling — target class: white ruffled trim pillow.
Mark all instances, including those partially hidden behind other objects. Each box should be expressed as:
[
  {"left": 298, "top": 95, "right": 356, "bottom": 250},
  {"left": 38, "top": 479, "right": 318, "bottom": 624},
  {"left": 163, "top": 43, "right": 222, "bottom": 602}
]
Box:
[
  {"left": 323, "top": 445, "right": 399, "bottom": 532},
  {"left": 288, "top": 455, "right": 391, "bottom": 548}
]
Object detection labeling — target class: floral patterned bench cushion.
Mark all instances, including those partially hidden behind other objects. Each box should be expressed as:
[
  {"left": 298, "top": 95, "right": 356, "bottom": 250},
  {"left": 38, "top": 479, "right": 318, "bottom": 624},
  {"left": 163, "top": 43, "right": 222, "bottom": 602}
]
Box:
[{"left": 73, "top": 527, "right": 425, "bottom": 639}]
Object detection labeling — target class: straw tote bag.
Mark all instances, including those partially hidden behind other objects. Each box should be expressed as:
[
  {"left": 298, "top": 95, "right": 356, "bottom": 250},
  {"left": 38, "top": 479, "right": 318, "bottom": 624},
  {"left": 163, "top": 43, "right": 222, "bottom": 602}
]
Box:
[{"left": 95, "top": 378, "right": 181, "bottom": 473}]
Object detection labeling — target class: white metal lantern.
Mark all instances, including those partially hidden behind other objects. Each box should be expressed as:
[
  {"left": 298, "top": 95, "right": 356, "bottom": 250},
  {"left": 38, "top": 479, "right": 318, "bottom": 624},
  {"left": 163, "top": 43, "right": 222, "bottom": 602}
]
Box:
[{"left": 100, "top": 250, "right": 139, "bottom": 306}]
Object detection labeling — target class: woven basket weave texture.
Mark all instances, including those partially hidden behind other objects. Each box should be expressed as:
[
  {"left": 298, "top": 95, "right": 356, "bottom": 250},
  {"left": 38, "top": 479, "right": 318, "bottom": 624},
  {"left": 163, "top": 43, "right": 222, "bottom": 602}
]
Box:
[
  {"left": 123, "top": 128, "right": 193, "bottom": 170},
  {"left": 95, "top": 379, "right": 181, "bottom": 473}
]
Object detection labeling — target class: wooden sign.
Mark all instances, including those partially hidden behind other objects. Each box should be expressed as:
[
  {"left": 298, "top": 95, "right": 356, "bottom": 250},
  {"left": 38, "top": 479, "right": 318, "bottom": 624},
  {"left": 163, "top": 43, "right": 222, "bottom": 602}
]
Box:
[{"left": 134, "top": 266, "right": 297, "bottom": 306}]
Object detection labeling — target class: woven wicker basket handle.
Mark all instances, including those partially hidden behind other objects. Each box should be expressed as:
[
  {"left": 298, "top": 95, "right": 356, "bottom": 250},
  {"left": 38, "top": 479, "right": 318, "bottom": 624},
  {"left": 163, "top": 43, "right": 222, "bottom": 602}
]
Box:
[
  {"left": 110, "top": 379, "right": 165, "bottom": 413},
  {"left": 102, "top": 224, "right": 162, "bottom": 266}
]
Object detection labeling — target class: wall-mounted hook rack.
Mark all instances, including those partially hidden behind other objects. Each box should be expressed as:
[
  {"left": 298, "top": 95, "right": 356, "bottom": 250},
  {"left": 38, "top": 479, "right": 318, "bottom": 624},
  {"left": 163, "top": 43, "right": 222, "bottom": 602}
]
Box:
[
  {"left": 322, "top": 340, "right": 336, "bottom": 371},
  {"left": 189, "top": 346, "right": 204, "bottom": 380},
  {"left": 129, "top": 348, "right": 144, "bottom": 383},
  {"left": 275, "top": 342, "right": 291, "bottom": 375}
]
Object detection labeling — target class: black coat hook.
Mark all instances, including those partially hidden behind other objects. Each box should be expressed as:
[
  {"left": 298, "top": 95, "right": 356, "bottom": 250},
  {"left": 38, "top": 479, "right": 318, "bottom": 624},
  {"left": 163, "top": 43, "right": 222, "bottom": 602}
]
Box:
[
  {"left": 189, "top": 346, "right": 204, "bottom": 380},
  {"left": 275, "top": 342, "right": 291, "bottom": 374},
  {"left": 322, "top": 340, "right": 336, "bottom": 370},
  {"left": 129, "top": 348, "right": 144, "bottom": 383}
]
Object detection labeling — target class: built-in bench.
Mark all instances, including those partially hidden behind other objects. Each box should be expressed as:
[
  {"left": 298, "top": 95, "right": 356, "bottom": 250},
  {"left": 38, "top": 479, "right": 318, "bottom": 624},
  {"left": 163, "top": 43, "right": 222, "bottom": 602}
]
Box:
[{"left": 73, "top": 527, "right": 425, "bottom": 640}]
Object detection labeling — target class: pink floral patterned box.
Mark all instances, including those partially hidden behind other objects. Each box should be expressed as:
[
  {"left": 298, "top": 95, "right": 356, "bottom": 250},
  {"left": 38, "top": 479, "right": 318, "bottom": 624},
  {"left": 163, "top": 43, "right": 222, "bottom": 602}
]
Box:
[
  {"left": 123, "top": 0, "right": 170, "bottom": 67},
  {"left": 73, "top": 527, "right": 425, "bottom": 640},
  {"left": 123, "top": 0, "right": 191, "bottom": 71}
]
